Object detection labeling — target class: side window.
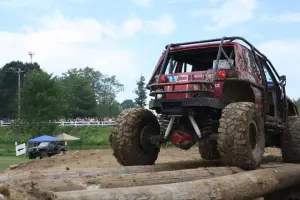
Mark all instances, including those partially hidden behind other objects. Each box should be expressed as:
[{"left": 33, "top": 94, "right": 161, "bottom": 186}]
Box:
[
  {"left": 245, "top": 49, "right": 259, "bottom": 76},
  {"left": 264, "top": 68, "right": 273, "bottom": 83}
]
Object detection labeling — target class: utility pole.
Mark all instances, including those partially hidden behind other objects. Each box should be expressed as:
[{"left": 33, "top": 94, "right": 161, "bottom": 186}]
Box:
[
  {"left": 17, "top": 68, "right": 23, "bottom": 120},
  {"left": 28, "top": 51, "right": 35, "bottom": 64}
]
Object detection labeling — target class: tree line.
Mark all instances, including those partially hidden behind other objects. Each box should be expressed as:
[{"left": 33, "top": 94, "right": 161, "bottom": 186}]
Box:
[{"left": 0, "top": 61, "right": 148, "bottom": 123}]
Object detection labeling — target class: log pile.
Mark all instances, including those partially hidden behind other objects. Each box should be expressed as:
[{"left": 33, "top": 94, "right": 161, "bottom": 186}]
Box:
[
  {"left": 9, "top": 166, "right": 244, "bottom": 192},
  {"left": 1, "top": 154, "right": 299, "bottom": 200},
  {"left": 53, "top": 164, "right": 300, "bottom": 200}
]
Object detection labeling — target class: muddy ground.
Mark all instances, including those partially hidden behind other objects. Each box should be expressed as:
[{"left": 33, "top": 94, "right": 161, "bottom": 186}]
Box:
[{"left": 0, "top": 147, "right": 282, "bottom": 200}]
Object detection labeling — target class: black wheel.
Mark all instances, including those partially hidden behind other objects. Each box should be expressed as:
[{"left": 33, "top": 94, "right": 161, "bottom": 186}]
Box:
[
  {"left": 110, "top": 108, "right": 161, "bottom": 166},
  {"left": 39, "top": 151, "right": 47, "bottom": 159},
  {"left": 198, "top": 140, "right": 220, "bottom": 160},
  {"left": 217, "top": 102, "right": 265, "bottom": 169},
  {"left": 281, "top": 116, "right": 300, "bottom": 163}
]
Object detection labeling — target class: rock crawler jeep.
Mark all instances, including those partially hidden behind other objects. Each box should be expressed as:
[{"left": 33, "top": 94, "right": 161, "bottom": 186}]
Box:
[{"left": 109, "top": 36, "right": 300, "bottom": 170}]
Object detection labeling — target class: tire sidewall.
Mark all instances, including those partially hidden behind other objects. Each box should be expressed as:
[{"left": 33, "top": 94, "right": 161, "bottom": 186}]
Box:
[
  {"left": 242, "top": 104, "right": 265, "bottom": 167},
  {"left": 217, "top": 102, "right": 265, "bottom": 169},
  {"left": 281, "top": 116, "right": 300, "bottom": 162},
  {"left": 134, "top": 111, "right": 160, "bottom": 154},
  {"left": 245, "top": 114, "right": 265, "bottom": 166}
]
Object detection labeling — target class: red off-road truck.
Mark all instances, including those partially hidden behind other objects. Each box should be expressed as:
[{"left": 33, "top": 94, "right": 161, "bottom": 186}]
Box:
[{"left": 109, "top": 36, "right": 300, "bottom": 170}]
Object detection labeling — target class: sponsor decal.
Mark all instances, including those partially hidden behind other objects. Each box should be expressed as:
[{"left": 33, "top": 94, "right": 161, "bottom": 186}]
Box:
[
  {"left": 177, "top": 74, "right": 188, "bottom": 82},
  {"left": 194, "top": 74, "right": 204, "bottom": 79}
]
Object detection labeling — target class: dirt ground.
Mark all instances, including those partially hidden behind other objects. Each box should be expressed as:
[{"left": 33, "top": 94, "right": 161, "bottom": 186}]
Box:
[
  {"left": 4, "top": 147, "right": 281, "bottom": 172},
  {"left": 9, "top": 147, "right": 202, "bottom": 172},
  {"left": 0, "top": 147, "right": 282, "bottom": 200}
]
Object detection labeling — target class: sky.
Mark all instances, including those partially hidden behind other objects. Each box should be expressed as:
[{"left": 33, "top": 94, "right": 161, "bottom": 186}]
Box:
[{"left": 0, "top": 0, "right": 299, "bottom": 103}]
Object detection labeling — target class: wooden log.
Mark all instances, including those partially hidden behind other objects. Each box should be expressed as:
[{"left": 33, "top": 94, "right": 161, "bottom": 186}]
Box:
[
  {"left": 54, "top": 164, "right": 300, "bottom": 200},
  {"left": 1, "top": 160, "right": 221, "bottom": 182},
  {"left": 2, "top": 156, "right": 283, "bottom": 183},
  {"left": 12, "top": 166, "right": 244, "bottom": 192}
]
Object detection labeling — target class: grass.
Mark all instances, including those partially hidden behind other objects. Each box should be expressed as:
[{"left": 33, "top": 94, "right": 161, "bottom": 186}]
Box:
[
  {"left": 0, "top": 126, "right": 113, "bottom": 169},
  {"left": 0, "top": 126, "right": 114, "bottom": 155},
  {"left": 0, "top": 156, "right": 28, "bottom": 170}
]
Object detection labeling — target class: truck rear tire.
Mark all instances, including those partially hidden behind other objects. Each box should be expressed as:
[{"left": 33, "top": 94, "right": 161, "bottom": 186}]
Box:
[
  {"left": 110, "top": 108, "right": 161, "bottom": 166},
  {"left": 217, "top": 102, "right": 265, "bottom": 169},
  {"left": 281, "top": 116, "right": 300, "bottom": 163},
  {"left": 198, "top": 140, "right": 220, "bottom": 160}
]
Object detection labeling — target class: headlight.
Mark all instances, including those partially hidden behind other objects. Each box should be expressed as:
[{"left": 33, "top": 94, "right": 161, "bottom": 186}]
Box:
[{"left": 156, "top": 88, "right": 164, "bottom": 99}]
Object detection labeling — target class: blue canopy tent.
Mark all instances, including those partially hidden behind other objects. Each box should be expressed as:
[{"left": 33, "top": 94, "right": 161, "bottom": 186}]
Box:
[{"left": 28, "top": 135, "right": 60, "bottom": 143}]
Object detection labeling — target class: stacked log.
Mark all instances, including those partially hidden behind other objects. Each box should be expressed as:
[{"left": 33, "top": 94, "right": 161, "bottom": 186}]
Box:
[{"left": 54, "top": 164, "right": 300, "bottom": 200}]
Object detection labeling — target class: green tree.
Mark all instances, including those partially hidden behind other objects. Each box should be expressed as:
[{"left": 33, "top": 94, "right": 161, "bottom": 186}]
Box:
[
  {"left": 120, "top": 99, "right": 136, "bottom": 109},
  {"left": 59, "top": 71, "right": 97, "bottom": 118},
  {"left": 62, "top": 67, "right": 124, "bottom": 118},
  {"left": 22, "top": 70, "right": 64, "bottom": 121},
  {"left": 96, "top": 101, "right": 120, "bottom": 118},
  {"left": 0, "top": 61, "right": 40, "bottom": 119},
  {"left": 20, "top": 70, "right": 64, "bottom": 135},
  {"left": 134, "top": 75, "right": 147, "bottom": 108}
]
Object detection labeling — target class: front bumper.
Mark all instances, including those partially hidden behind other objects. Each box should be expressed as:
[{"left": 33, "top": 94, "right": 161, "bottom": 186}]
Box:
[
  {"left": 28, "top": 151, "right": 39, "bottom": 158},
  {"left": 149, "top": 97, "right": 223, "bottom": 115}
]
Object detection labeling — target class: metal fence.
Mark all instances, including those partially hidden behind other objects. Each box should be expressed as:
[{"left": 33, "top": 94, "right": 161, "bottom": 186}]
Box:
[{"left": 0, "top": 121, "right": 117, "bottom": 127}]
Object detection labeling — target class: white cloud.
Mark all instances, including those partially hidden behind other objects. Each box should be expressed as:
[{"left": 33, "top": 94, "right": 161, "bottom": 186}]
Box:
[
  {"left": 257, "top": 40, "right": 300, "bottom": 99},
  {"left": 278, "top": 13, "right": 300, "bottom": 23},
  {"left": 122, "top": 14, "right": 176, "bottom": 36},
  {"left": 0, "top": 11, "right": 176, "bottom": 102},
  {"left": 143, "top": 14, "right": 176, "bottom": 35},
  {"left": 265, "top": 12, "right": 300, "bottom": 23},
  {"left": 129, "top": 0, "right": 153, "bottom": 6},
  {"left": 192, "top": 0, "right": 257, "bottom": 31},
  {"left": 122, "top": 18, "right": 143, "bottom": 37},
  {"left": 168, "top": 0, "right": 220, "bottom": 4},
  {"left": 0, "top": 12, "right": 141, "bottom": 102}
]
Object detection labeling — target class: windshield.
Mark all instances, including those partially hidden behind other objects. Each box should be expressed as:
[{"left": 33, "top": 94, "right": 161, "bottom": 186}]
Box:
[
  {"left": 38, "top": 142, "right": 49, "bottom": 147},
  {"left": 162, "top": 46, "right": 235, "bottom": 75}
]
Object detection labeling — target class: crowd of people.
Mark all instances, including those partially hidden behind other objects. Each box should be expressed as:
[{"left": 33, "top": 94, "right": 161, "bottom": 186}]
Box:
[
  {"left": 56, "top": 117, "right": 116, "bottom": 122},
  {"left": 0, "top": 117, "right": 116, "bottom": 125}
]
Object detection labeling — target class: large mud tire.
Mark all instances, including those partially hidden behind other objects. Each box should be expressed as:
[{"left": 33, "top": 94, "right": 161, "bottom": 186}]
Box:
[
  {"left": 198, "top": 140, "right": 220, "bottom": 160},
  {"left": 281, "top": 116, "right": 300, "bottom": 163},
  {"left": 217, "top": 102, "right": 265, "bottom": 169},
  {"left": 110, "top": 108, "right": 161, "bottom": 166}
]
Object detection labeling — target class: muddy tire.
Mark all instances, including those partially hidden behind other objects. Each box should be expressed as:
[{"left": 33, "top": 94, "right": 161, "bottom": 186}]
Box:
[
  {"left": 217, "top": 102, "right": 265, "bottom": 169},
  {"left": 39, "top": 151, "right": 47, "bottom": 159},
  {"left": 198, "top": 140, "right": 220, "bottom": 160},
  {"left": 281, "top": 116, "right": 300, "bottom": 163},
  {"left": 110, "top": 108, "right": 161, "bottom": 166}
]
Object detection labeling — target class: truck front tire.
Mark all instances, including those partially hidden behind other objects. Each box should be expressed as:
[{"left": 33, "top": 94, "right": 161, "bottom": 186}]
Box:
[
  {"left": 281, "top": 116, "right": 300, "bottom": 163},
  {"left": 110, "top": 108, "right": 161, "bottom": 166},
  {"left": 217, "top": 102, "right": 265, "bottom": 169}
]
